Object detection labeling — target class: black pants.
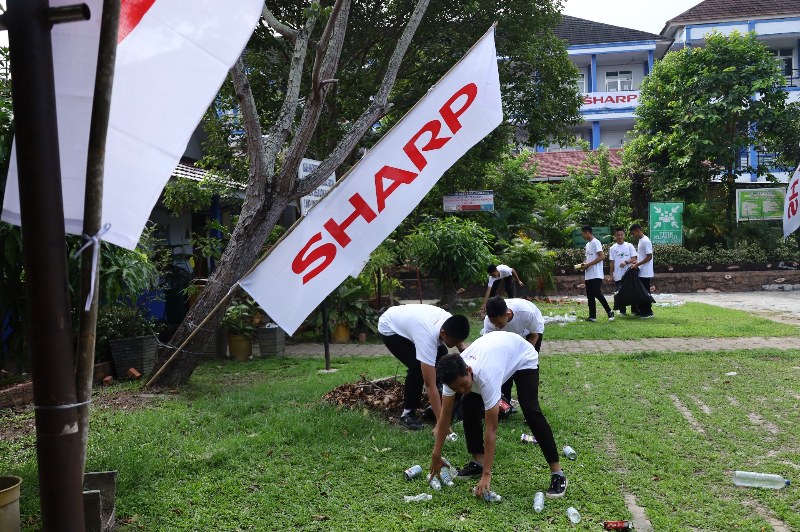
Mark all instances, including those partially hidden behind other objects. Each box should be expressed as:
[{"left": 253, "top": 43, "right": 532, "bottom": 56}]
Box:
[
  {"left": 380, "top": 333, "right": 447, "bottom": 411},
  {"left": 489, "top": 276, "right": 515, "bottom": 298},
  {"left": 585, "top": 278, "right": 611, "bottom": 319},
  {"left": 501, "top": 333, "right": 543, "bottom": 401},
  {"left": 638, "top": 277, "right": 652, "bottom": 316},
  {"left": 462, "top": 368, "right": 559, "bottom": 465},
  {"left": 613, "top": 279, "right": 627, "bottom": 313}
]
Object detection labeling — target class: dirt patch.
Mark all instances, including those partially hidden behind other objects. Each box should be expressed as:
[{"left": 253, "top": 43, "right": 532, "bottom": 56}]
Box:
[
  {"left": 741, "top": 499, "right": 791, "bottom": 532},
  {"left": 624, "top": 492, "right": 654, "bottom": 532},
  {"left": 746, "top": 412, "right": 780, "bottom": 435},
  {"left": 689, "top": 395, "right": 712, "bottom": 415},
  {"left": 669, "top": 394, "right": 706, "bottom": 435},
  {"left": 323, "top": 376, "right": 423, "bottom": 424}
]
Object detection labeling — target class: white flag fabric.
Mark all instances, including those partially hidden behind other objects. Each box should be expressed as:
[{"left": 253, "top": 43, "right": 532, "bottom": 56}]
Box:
[
  {"left": 240, "top": 27, "right": 503, "bottom": 334},
  {"left": 784, "top": 165, "right": 800, "bottom": 238},
  {"left": 2, "top": 0, "right": 263, "bottom": 250}
]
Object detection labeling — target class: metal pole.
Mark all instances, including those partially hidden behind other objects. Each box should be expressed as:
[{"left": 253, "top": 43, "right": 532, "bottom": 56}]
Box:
[
  {"left": 6, "top": 0, "right": 87, "bottom": 529},
  {"left": 76, "top": 0, "right": 120, "bottom": 473},
  {"left": 321, "top": 300, "right": 331, "bottom": 370}
]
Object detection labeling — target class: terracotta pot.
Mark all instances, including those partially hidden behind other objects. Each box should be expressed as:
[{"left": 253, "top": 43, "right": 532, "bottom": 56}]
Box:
[
  {"left": 331, "top": 322, "right": 350, "bottom": 344},
  {"left": 227, "top": 334, "right": 252, "bottom": 361}
]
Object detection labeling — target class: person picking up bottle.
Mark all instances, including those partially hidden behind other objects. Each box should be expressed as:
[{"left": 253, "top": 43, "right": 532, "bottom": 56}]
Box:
[
  {"left": 378, "top": 304, "right": 469, "bottom": 430},
  {"left": 429, "top": 331, "right": 567, "bottom": 500},
  {"left": 479, "top": 264, "right": 524, "bottom": 317}
]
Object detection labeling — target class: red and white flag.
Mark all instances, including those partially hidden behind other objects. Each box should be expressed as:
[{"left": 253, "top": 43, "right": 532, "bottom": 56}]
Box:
[
  {"left": 240, "top": 27, "right": 503, "bottom": 334},
  {"left": 2, "top": 0, "right": 263, "bottom": 249},
  {"left": 784, "top": 165, "right": 800, "bottom": 238}
]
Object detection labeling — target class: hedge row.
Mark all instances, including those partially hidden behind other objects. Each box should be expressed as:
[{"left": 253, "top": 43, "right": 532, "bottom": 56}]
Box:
[{"left": 552, "top": 243, "right": 800, "bottom": 271}]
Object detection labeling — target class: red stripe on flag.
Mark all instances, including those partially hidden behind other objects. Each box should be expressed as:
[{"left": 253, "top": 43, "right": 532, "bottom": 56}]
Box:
[{"left": 118, "top": 0, "right": 156, "bottom": 43}]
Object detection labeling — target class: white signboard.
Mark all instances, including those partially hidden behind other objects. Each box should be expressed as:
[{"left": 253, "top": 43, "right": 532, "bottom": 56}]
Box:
[
  {"left": 581, "top": 91, "right": 640, "bottom": 111},
  {"left": 443, "top": 190, "right": 494, "bottom": 212},
  {"left": 240, "top": 28, "right": 503, "bottom": 334},
  {"left": 298, "top": 158, "right": 336, "bottom": 216}
]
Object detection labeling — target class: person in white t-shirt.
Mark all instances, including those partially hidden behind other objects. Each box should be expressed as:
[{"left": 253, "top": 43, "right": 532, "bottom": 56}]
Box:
[
  {"left": 430, "top": 332, "right": 567, "bottom": 499},
  {"left": 607, "top": 227, "right": 638, "bottom": 315},
  {"left": 479, "top": 264, "right": 523, "bottom": 316},
  {"left": 629, "top": 223, "right": 654, "bottom": 318},
  {"left": 578, "top": 225, "right": 613, "bottom": 322},
  {"left": 378, "top": 304, "right": 469, "bottom": 430},
  {"left": 482, "top": 297, "right": 545, "bottom": 403}
]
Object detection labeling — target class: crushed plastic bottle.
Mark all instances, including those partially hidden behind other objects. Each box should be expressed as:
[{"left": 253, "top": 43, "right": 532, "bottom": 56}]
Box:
[
  {"left": 472, "top": 487, "right": 502, "bottom": 502},
  {"left": 521, "top": 433, "right": 538, "bottom": 444},
  {"left": 566, "top": 506, "right": 581, "bottom": 524},
  {"left": 404, "top": 465, "right": 423, "bottom": 480},
  {"left": 446, "top": 432, "right": 458, "bottom": 442},
  {"left": 733, "top": 471, "right": 790, "bottom": 489},
  {"left": 439, "top": 467, "right": 455, "bottom": 486},
  {"left": 533, "top": 491, "right": 545, "bottom": 513},
  {"left": 563, "top": 445, "right": 577, "bottom": 460},
  {"left": 404, "top": 493, "right": 432, "bottom": 502}
]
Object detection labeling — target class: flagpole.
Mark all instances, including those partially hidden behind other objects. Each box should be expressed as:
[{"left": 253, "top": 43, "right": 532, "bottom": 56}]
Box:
[
  {"left": 75, "top": 0, "right": 120, "bottom": 474},
  {"left": 5, "top": 1, "right": 90, "bottom": 529}
]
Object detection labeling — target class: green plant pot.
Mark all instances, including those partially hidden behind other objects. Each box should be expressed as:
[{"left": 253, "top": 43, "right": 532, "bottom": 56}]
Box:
[
  {"left": 0, "top": 476, "right": 22, "bottom": 532},
  {"left": 227, "top": 334, "right": 252, "bottom": 361}
]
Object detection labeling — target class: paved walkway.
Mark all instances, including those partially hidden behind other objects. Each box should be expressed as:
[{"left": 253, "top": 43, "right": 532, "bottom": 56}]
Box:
[{"left": 284, "top": 336, "right": 797, "bottom": 357}]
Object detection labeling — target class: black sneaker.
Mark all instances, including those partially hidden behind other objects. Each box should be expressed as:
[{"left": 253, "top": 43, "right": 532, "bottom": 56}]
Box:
[
  {"left": 586, "top": 317, "right": 596, "bottom": 322},
  {"left": 399, "top": 412, "right": 423, "bottom": 430},
  {"left": 545, "top": 473, "right": 568, "bottom": 499},
  {"left": 608, "top": 311, "right": 615, "bottom": 321},
  {"left": 455, "top": 461, "right": 483, "bottom": 479},
  {"left": 639, "top": 313, "right": 654, "bottom": 319}
]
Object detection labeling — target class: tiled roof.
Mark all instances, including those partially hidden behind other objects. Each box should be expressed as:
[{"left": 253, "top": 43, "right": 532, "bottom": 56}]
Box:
[
  {"left": 668, "top": 0, "right": 800, "bottom": 25},
  {"left": 555, "top": 15, "right": 664, "bottom": 46},
  {"left": 171, "top": 160, "right": 244, "bottom": 189},
  {"left": 528, "top": 149, "right": 623, "bottom": 180}
]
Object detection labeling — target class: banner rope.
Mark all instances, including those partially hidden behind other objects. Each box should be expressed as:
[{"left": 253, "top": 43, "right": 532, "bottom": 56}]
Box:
[{"left": 72, "top": 223, "right": 112, "bottom": 311}]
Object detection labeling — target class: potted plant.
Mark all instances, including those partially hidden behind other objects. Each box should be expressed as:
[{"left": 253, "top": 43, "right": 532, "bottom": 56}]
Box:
[
  {"left": 97, "top": 303, "right": 162, "bottom": 380},
  {"left": 312, "top": 278, "right": 377, "bottom": 343},
  {"left": 222, "top": 299, "right": 256, "bottom": 360}
]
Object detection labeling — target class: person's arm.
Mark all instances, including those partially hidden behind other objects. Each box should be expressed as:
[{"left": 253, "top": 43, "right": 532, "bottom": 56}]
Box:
[
  {"left": 479, "top": 285, "right": 492, "bottom": 316},
  {"left": 430, "top": 394, "right": 455, "bottom": 480},
  {"left": 631, "top": 253, "right": 653, "bottom": 269},
  {"left": 421, "top": 362, "right": 442, "bottom": 421},
  {"left": 608, "top": 254, "right": 616, "bottom": 282},
  {"left": 474, "top": 403, "right": 500, "bottom": 497},
  {"left": 455, "top": 341, "right": 468, "bottom": 353},
  {"left": 582, "top": 249, "right": 605, "bottom": 269},
  {"left": 511, "top": 268, "right": 524, "bottom": 286},
  {"left": 527, "top": 332, "right": 540, "bottom": 347}
]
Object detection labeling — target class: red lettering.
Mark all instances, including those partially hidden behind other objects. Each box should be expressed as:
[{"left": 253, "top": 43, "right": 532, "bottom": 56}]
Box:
[
  {"left": 628, "top": 94, "right": 637, "bottom": 102},
  {"left": 440, "top": 83, "right": 477, "bottom": 134},
  {"left": 323, "top": 193, "right": 377, "bottom": 247},
  {"left": 789, "top": 181, "right": 799, "bottom": 218},
  {"left": 615, "top": 95, "right": 626, "bottom": 103},
  {"left": 375, "top": 166, "right": 418, "bottom": 212},
  {"left": 403, "top": 120, "right": 451, "bottom": 171},
  {"left": 292, "top": 233, "right": 337, "bottom": 284}
]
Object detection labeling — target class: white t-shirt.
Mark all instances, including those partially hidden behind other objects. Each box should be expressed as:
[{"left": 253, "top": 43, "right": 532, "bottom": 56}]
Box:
[
  {"left": 487, "top": 264, "right": 513, "bottom": 287},
  {"left": 584, "top": 238, "right": 604, "bottom": 280},
  {"left": 609, "top": 242, "right": 637, "bottom": 281},
  {"left": 378, "top": 304, "right": 450, "bottom": 366},
  {"left": 443, "top": 332, "right": 538, "bottom": 410},
  {"left": 636, "top": 235, "right": 654, "bottom": 278},
  {"left": 481, "top": 298, "right": 544, "bottom": 336}
]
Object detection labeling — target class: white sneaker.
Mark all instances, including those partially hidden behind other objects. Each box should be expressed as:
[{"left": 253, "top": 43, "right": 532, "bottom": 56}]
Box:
[{"left": 608, "top": 311, "right": 615, "bottom": 322}]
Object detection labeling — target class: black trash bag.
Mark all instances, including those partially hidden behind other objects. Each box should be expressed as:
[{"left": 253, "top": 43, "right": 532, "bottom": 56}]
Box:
[{"left": 613, "top": 269, "right": 655, "bottom": 310}]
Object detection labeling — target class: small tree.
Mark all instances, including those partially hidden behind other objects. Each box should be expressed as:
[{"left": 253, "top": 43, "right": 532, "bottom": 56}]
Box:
[
  {"left": 500, "top": 236, "right": 555, "bottom": 296},
  {"left": 625, "top": 31, "right": 800, "bottom": 237},
  {"left": 403, "top": 216, "right": 493, "bottom": 305}
]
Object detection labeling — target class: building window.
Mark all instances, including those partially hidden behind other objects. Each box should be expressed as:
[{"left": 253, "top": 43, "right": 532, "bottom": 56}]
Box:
[
  {"left": 771, "top": 48, "right": 793, "bottom": 77},
  {"left": 576, "top": 73, "right": 586, "bottom": 94},
  {"left": 605, "top": 71, "right": 632, "bottom": 92},
  {"left": 757, "top": 151, "right": 777, "bottom": 169}
]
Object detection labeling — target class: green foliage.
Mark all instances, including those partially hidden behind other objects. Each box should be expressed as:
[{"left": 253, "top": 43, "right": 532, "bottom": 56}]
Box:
[
  {"left": 221, "top": 299, "right": 257, "bottom": 338},
  {"left": 403, "top": 216, "right": 493, "bottom": 302},
  {"left": 625, "top": 31, "right": 799, "bottom": 234},
  {"left": 94, "top": 304, "right": 161, "bottom": 362},
  {"left": 500, "top": 236, "right": 555, "bottom": 292},
  {"left": 311, "top": 277, "right": 378, "bottom": 335},
  {"left": 161, "top": 175, "right": 242, "bottom": 217}
]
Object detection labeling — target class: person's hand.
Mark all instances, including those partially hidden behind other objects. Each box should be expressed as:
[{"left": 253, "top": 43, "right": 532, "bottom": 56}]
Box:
[
  {"left": 517, "top": 279, "right": 524, "bottom": 286},
  {"left": 429, "top": 454, "right": 447, "bottom": 482},
  {"left": 473, "top": 475, "right": 492, "bottom": 498},
  {"left": 630, "top": 263, "right": 639, "bottom": 270},
  {"left": 607, "top": 275, "right": 613, "bottom": 283},
  {"left": 619, "top": 262, "right": 627, "bottom": 269}
]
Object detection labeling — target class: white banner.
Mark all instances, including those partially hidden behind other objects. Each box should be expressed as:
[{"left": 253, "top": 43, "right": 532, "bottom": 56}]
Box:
[
  {"left": 784, "top": 165, "right": 800, "bottom": 237},
  {"left": 2, "top": 0, "right": 263, "bottom": 250},
  {"left": 240, "top": 27, "right": 503, "bottom": 334}
]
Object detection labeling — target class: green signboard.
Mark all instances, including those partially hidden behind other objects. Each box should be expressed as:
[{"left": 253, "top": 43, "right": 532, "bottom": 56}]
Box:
[
  {"left": 571, "top": 226, "right": 612, "bottom": 249},
  {"left": 736, "top": 188, "right": 785, "bottom": 221},
  {"left": 649, "top": 202, "right": 684, "bottom": 245}
]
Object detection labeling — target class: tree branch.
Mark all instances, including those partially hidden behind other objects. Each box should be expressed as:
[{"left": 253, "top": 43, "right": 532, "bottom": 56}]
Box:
[
  {"left": 262, "top": 4, "right": 297, "bottom": 42},
  {"left": 230, "top": 58, "right": 268, "bottom": 200},
  {"left": 312, "top": 0, "right": 346, "bottom": 95},
  {"left": 295, "top": 0, "right": 431, "bottom": 197}
]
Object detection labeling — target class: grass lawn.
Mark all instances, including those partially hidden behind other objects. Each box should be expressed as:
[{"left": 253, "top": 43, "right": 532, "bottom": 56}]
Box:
[
  {"left": 465, "top": 302, "right": 800, "bottom": 342},
  {"left": 3, "top": 351, "right": 798, "bottom": 531}
]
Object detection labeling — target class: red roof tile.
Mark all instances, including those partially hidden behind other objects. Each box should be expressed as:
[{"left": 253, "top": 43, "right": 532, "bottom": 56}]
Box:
[{"left": 527, "top": 149, "right": 623, "bottom": 180}]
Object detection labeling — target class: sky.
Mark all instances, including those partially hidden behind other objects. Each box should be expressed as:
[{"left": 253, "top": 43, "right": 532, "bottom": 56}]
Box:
[{"left": 562, "top": 0, "right": 703, "bottom": 35}]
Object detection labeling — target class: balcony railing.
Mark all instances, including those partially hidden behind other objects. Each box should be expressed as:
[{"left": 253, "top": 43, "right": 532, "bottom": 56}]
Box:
[{"left": 783, "top": 69, "right": 800, "bottom": 88}]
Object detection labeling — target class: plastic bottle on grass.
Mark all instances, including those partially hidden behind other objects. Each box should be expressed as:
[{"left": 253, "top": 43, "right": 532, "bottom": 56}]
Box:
[
  {"left": 446, "top": 432, "right": 458, "bottom": 442},
  {"left": 429, "top": 475, "right": 442, "bottom": 491},
  {"left": 404, "top": 493, "right": 432, "bottom": 502},
  {"left": 566, "top": 507, "right": 581, "bottom": 524},
  {"left": 532, "top": 491, "right": 545, "bottom": 513},
  {"left": 732, "top": 471, "right": 790, "bottom": 489},
  {"left": 563, "top": 445, "right": 577, "bottom": 460}
]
